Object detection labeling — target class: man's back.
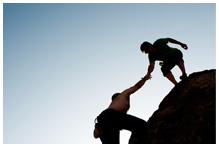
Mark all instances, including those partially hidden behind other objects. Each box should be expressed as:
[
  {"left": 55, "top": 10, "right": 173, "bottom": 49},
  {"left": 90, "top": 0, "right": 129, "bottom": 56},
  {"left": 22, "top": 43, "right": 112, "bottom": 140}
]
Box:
[
  {"left": 149, "top": 38, "right": 177, "bottom": 62},
  {"left": 107, "top": 76, "right": 148, "bottom": 113},
  {"left": 107, "top": 92, "right": 130, "bottom": 114},
  {"left": 95, "top": 75, "right": 148, "bottom": 144}
]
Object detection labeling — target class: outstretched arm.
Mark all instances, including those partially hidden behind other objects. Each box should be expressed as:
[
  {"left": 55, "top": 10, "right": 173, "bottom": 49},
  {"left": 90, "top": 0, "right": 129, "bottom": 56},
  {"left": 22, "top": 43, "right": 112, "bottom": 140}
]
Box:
[
  {"left": 122, "top": 75, "right": 148, "bottom": 95},
  {"left": 167, "top": 38, "right": 188, "bottom": 50},
  {"left": 146, "top": 62, "right": 155, "bottom": 80}
]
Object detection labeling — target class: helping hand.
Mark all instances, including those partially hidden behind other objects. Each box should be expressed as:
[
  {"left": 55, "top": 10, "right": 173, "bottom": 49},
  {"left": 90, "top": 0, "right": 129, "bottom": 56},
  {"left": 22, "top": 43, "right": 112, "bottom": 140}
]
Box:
[
  {"left": 145, "top": 74, "right": 152, "bottom": 80},
  {"left": 181, "top": 44, "right": 188, "bottom": 50}
]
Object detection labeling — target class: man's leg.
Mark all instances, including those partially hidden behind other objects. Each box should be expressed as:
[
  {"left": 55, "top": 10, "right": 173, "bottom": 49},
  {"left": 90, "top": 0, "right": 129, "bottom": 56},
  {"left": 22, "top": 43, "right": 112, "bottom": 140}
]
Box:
[
  {"left": 177, "top": 61, "right": 186, "bottom": 74},
  {"left": 100, "top": 129, "right": 120, "bottom": 144},
  {"left": 97, "top": 110, "right": 121, "bottom": 144},
  {"left": 173, "top": 50, "right": 187, "bottom": 80},
  {"left": 161, "top": 61, "right": 177, "bottom": 85},
  {"left": 165, "top": 72, "right": 178, "bottom": 85},
  {"left": 118, "top": 114, "right": 148, "bottom": 144},
  {"left": 177, "top": 61, "right": 187, "bottom": 80}
]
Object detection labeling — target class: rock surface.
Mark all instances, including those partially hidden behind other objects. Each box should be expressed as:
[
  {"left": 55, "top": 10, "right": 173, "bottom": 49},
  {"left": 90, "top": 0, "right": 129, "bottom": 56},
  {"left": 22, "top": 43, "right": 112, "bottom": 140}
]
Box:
[{"left": 146, "top": 69, "right": 216, "bottom": 144}]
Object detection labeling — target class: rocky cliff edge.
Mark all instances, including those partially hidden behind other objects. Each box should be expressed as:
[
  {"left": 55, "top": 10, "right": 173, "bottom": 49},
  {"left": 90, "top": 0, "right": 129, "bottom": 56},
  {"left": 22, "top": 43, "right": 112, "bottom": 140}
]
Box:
[{"left": 146, "top": 69, "right": 216, "bottom": 144}]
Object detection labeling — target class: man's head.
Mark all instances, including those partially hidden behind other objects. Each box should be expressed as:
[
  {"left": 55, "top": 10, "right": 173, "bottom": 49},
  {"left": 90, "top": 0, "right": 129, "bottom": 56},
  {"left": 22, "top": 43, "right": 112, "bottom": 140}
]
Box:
[
  {"left": 111, "top": 93, "right": 120, "bottom": 101},
  {"left": 140, "top": 41, "right": 152, "bottom": 54}
]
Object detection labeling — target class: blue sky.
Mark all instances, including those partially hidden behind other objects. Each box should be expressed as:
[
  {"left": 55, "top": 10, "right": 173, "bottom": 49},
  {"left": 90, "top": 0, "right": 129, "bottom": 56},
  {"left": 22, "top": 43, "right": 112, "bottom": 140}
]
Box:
[{"left": 3, "top": 3, "right": 216, "bottom": 144}]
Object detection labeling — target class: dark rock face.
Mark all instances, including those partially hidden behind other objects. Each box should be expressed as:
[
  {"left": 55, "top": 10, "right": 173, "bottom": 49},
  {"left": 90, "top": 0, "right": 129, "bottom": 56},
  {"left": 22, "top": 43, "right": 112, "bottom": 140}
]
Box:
[{"left": 146, "top": 69, "right": 216, "bottom": 144}]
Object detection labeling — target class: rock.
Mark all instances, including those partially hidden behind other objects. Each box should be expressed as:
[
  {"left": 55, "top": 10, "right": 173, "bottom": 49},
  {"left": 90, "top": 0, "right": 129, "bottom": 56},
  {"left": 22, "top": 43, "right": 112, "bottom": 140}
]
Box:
[{"left": 146, "top": 69, "right": 216, "bottom": 144}]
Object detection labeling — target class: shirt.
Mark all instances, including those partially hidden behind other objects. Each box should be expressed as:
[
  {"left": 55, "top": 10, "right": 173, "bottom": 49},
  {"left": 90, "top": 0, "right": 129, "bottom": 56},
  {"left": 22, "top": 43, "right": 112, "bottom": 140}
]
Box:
[{"left": 149, "top": 38, "right": 177, "bottom": 63}]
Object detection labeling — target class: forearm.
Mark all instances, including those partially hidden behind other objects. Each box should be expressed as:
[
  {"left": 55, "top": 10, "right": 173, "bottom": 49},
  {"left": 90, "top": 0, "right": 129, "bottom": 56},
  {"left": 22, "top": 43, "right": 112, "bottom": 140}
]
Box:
[
  {"left": 167, "top": 38, "right": 188, "bottom": 50},
  {"left": 123, "top": 76, "right": 147, "bottom": 95},
  {"left": 147, "top": 63, "right": 154, "bottom": 75},
  {"left": 134, "top": 76, "right": 147, "bottom": 89},
  {"left": 167, "top": 38, "right": 184, "bottom": 46}
]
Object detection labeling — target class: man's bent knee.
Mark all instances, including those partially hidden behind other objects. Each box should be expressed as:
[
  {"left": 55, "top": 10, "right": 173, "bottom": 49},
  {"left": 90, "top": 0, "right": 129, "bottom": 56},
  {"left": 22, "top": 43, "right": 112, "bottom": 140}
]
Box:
[{"left": 161, "top": 66, "right": 171, "bottom": 77}]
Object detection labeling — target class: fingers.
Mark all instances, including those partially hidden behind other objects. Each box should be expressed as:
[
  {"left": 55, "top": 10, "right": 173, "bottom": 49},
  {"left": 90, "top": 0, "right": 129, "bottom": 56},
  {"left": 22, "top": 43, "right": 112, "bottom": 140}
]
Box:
[
  {"left": 182, "top": 44, "right": 188, "bottom": 50},
  {"left": 146, "top": 75, "right": 152, "bottom": 80}
]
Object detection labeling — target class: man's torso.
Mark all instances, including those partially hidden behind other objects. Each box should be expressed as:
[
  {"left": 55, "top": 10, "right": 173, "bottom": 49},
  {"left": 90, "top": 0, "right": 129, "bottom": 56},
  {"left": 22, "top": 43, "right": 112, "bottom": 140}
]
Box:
[
  {"left": 107, "top": 93, "right": 130, "bottom": 114},
  {"left": 149, "top": 38, "right": 177, "bottom": 62}
]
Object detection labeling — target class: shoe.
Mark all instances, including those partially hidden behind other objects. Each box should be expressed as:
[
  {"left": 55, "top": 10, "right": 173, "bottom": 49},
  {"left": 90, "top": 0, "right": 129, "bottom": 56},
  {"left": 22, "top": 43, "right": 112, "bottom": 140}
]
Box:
[{"left": 180, "top": 73, "right": 187, "bottom": 80}]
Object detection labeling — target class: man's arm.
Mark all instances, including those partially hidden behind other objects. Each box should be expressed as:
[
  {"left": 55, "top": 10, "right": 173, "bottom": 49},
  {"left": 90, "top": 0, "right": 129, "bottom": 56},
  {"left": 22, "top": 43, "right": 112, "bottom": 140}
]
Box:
[
  {"left": 167, "top": 38, "right": 188, "bottom": 50},
  {"left": 122, "top": 75, "right": 148, "bottom": 95},
  {"left": 146, "top": 61, "right": 155, "bottom": 80}
]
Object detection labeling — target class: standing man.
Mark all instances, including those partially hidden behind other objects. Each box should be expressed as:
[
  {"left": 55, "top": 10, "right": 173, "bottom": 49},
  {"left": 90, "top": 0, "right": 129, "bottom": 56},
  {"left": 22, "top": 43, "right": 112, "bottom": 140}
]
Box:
[
  {"left": 94, "top": 75, "right": 149, "bottom": 144},
  {"left": 140, "top": 38, "right": 188, "bottom": 85}
]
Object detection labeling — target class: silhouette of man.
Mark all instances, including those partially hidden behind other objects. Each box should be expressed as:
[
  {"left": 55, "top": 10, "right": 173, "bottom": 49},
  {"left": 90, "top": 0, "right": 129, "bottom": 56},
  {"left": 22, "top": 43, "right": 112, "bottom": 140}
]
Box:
[
  {"left": 140, "top": 38, "right": 188, "bottom": 85},
  {"left": 94, "top": 75, "right": 148, "bottom": 144}
]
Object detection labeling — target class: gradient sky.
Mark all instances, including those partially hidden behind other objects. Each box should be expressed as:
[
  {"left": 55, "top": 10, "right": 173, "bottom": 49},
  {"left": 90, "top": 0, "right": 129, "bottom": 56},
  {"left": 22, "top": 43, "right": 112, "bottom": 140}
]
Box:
[{"left": 3, "top": 3, "right": 216, "bottom": 144}]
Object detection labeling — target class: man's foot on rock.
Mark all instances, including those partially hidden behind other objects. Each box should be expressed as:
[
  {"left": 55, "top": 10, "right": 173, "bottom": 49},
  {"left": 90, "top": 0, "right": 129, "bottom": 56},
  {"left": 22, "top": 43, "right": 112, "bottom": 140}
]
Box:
[{"left": 180, "top": 73, "right": 187, "bottom": 80}]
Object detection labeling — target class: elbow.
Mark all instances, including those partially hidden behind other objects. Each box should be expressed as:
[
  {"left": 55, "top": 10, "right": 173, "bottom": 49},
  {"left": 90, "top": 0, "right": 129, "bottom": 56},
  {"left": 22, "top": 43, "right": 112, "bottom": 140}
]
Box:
[
  {"left": 167, "top": 38, "right": 173, "bottom": 43},
  {"left": 148, "top": 63, "right": 155, "bottom": 71}
]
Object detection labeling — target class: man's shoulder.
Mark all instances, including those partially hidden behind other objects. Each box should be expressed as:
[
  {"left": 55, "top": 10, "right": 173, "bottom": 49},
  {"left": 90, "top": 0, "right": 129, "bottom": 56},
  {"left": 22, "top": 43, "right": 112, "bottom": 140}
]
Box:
[
  {"left": 153, "top": 38, "right": 168, "bottom": 45},
  {"left": 148, "top": 52, "right": 156, "bottom": 62}
]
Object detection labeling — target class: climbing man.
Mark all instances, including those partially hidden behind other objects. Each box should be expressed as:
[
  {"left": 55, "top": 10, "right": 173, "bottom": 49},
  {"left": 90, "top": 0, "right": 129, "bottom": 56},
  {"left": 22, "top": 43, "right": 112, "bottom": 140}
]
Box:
[
  {"left": 94, "top": 75, "right": 149, "bottom": 144},
  {"left": 140, "top": 38, "right": 188, "bottom": 85}
]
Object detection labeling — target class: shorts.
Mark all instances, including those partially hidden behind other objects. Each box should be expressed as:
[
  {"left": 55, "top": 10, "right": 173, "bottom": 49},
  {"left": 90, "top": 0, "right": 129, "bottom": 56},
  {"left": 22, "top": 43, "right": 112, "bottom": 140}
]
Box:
[
  {"left": 96, "top": 109, "right": 148, "bottom": 144},
  {"left": 161, "top": 49, "right": 184, "bottom": 76}
]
